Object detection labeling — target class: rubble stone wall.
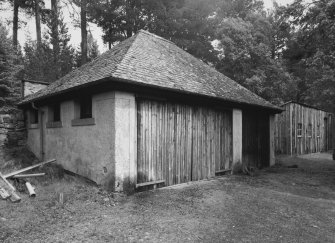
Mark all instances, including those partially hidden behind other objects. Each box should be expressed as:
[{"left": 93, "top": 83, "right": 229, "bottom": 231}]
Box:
[
  {"left": 0, "top": 80, "right": 48, "bottom": 148},
  {"left": 0, "top": 111, "right": 26, "bottom": 147}
]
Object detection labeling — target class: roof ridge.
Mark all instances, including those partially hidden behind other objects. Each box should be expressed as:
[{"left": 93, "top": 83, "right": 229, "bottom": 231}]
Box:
[{"left": 113, "top": 32, "right": 139, "bottom": 75}]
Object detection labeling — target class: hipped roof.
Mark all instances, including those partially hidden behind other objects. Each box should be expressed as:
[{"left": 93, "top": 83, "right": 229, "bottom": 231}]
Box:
[{"left": 20, "top": 30, "right": 281, "bottom": 112}]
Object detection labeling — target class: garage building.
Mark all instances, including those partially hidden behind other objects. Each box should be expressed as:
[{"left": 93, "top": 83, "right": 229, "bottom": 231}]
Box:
[{"left": 19, "top": 30, "right": 281, "bottom": 192}]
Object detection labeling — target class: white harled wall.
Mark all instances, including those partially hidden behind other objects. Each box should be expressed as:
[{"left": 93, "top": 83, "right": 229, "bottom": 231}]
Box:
[{"left": 26, "top": 91, "right": 137, "bottom": 192}]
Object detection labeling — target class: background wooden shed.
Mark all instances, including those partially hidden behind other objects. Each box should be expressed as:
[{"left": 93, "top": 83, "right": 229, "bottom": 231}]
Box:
[{"left": 274, "top": 101, "right": 333, "bottom": 155}]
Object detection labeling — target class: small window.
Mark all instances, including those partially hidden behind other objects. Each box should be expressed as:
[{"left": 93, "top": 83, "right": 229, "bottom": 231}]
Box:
[
  {"left": 307, "top": 124, "right": 312, "bottom": 137},
  {"left": 297, "top": 123, "right": 302, "bottom": 137},
  {"left": 80, "top": 96, "right": 92, "bottom": 119},
  {"left": 46, "top": 103, "right": 62, "bottom": 128},
  {"left": 71, "top": 96, "right": 95, "bottom": 126},
  {"left": 51, "top": 103, "right": 61, "bottom": 122},
  {"left": 30, "top": 109, "right": 39, "bottom": 124}
]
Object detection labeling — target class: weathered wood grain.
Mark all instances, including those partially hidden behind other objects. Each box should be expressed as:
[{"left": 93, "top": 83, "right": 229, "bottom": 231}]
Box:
[
  {"left": 136, "top": 99, "right": 233, "bottom": 187},
  {"left": 275, "top": 102, "right": 333, "bottom": 155}
]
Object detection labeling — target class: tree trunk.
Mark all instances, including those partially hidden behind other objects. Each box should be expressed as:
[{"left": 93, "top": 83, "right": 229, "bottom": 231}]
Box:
[
  {"left": 333, "top": 109, "right": 335, "bottom": 160},
  {"left": 126, "top": 28, "right": 132, "bottom": 38},
  {"left": 35, "top": 0, "right": 42, "bottom": 49},
  {"left": 13, "top": 0, "right": 19, "bottom": 48},
  {"left": 125, "top": 0, "right": 133, "bottom": 38},
  {"left": 51, "top": 0, "right": 60, "bottom": 76},
  {"left": 80, "top": 0, "right": 88, "bottom": 65}
]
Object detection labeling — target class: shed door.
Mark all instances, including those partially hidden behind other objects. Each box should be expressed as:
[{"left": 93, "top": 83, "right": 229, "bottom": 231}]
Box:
[
  {"left": 136, "top": 99, "right": 232, "bottom": 187},
  {"left": 242, "top": 111, "right": 270, "bottom": 168}
]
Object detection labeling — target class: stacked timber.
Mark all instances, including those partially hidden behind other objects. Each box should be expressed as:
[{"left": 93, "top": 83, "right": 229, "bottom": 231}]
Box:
[{"left": 0, "top": 159, "right": 55, "bottom": 202}]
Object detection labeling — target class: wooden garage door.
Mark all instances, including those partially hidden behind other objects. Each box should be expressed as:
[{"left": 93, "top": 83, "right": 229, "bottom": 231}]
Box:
[{"left": 137, "top": 99, "right": 232, "bottom": 187}]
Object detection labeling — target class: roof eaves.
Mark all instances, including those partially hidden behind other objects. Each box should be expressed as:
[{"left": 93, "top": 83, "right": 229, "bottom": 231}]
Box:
[{"left": 19, "top": 75, "right": 282, "bottom": 112}]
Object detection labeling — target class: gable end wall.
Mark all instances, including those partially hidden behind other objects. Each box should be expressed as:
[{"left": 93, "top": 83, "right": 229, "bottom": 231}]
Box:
[{"left": 274, "top": 103, "right": 333, "bottom": 155}]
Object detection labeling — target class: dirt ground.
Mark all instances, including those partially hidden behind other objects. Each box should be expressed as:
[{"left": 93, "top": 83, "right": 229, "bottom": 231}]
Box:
[{"left": 1, "top": 150, "right": 335, "bottom": 243}]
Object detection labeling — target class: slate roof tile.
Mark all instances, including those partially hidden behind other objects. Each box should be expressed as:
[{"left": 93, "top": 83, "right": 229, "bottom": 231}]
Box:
[{"left": 20, "top": 30, "right": 280, "bottom": 111}]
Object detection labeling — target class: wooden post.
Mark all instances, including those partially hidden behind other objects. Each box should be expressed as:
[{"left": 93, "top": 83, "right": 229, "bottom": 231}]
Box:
[
  {"left": 40, "top": 110, "right": 45, "bottom": 161},
  {"left": 289, "top": 103, "right": 293, "bottom": 155},
  {"left": 332, "top": 114, "right": 335, "bottom": 160},
  {"left": 232, "top": 109, "right": 242, "bottom": 173},
  {"left": 269, "top": 114, "right": 275, "bottom": 166}
]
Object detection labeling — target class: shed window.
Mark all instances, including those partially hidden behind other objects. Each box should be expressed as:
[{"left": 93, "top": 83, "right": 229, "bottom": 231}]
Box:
[
  {"left": 30, "top": 109, "right": 39, "bottom": 124},
  {"left": 50, "top": 103, "right": 61, "bottom": 122},
  {"left": 307, "top": 124, "right": 312, "bottom": 137},
  {"left": 72, "top": 96, "right": 95, "bottom": 126},
  {"left": 297, "top": 123, "right": 302, "bottom": 137},
  {"left": 80, "top": 96, "right": 92, "bottom": 119}
]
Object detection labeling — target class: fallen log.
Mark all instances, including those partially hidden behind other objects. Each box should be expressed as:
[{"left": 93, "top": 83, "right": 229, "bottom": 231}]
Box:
[
  {"left": 12, "top": 173, "right": 46, "bottom": 179},
  {"left": 4, "top": 159, "right": 56, "bottom": 179}
]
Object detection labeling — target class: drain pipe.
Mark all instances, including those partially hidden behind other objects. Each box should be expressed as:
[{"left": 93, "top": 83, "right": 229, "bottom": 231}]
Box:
[
  {"left": 332, "top": 114, "right": 335, "bottom": 160},
  {"left": 31, "top": 101, "right": 38, "bottom": 110},
  {"left": 32, "top": 102, "right": 45, "bottom": 161}
]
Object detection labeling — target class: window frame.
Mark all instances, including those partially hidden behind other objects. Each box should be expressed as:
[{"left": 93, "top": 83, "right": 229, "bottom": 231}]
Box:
[
  {"left": 52, "top": 103, "right": 61, "bottom": 122},
  {"left": 30, "top": 109, "right": 39, "bottom": 124},
  {"left": 27, "top": 109, "right": 39, "bottom": 129},
  {"left": 79, "top": 96, "right": 93, "bottom": 119},
  {"left": 71, "top": 95, "right": 95, "bottom": 126},
  {"left": 297, "top": 123, "right": 303, "bottom": 137},
  {"left": 46, "top": 102, "right": 62, "bottom": 129},
  {"left": 307, "top": 123, "right": 312, "bottom": 138}
]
